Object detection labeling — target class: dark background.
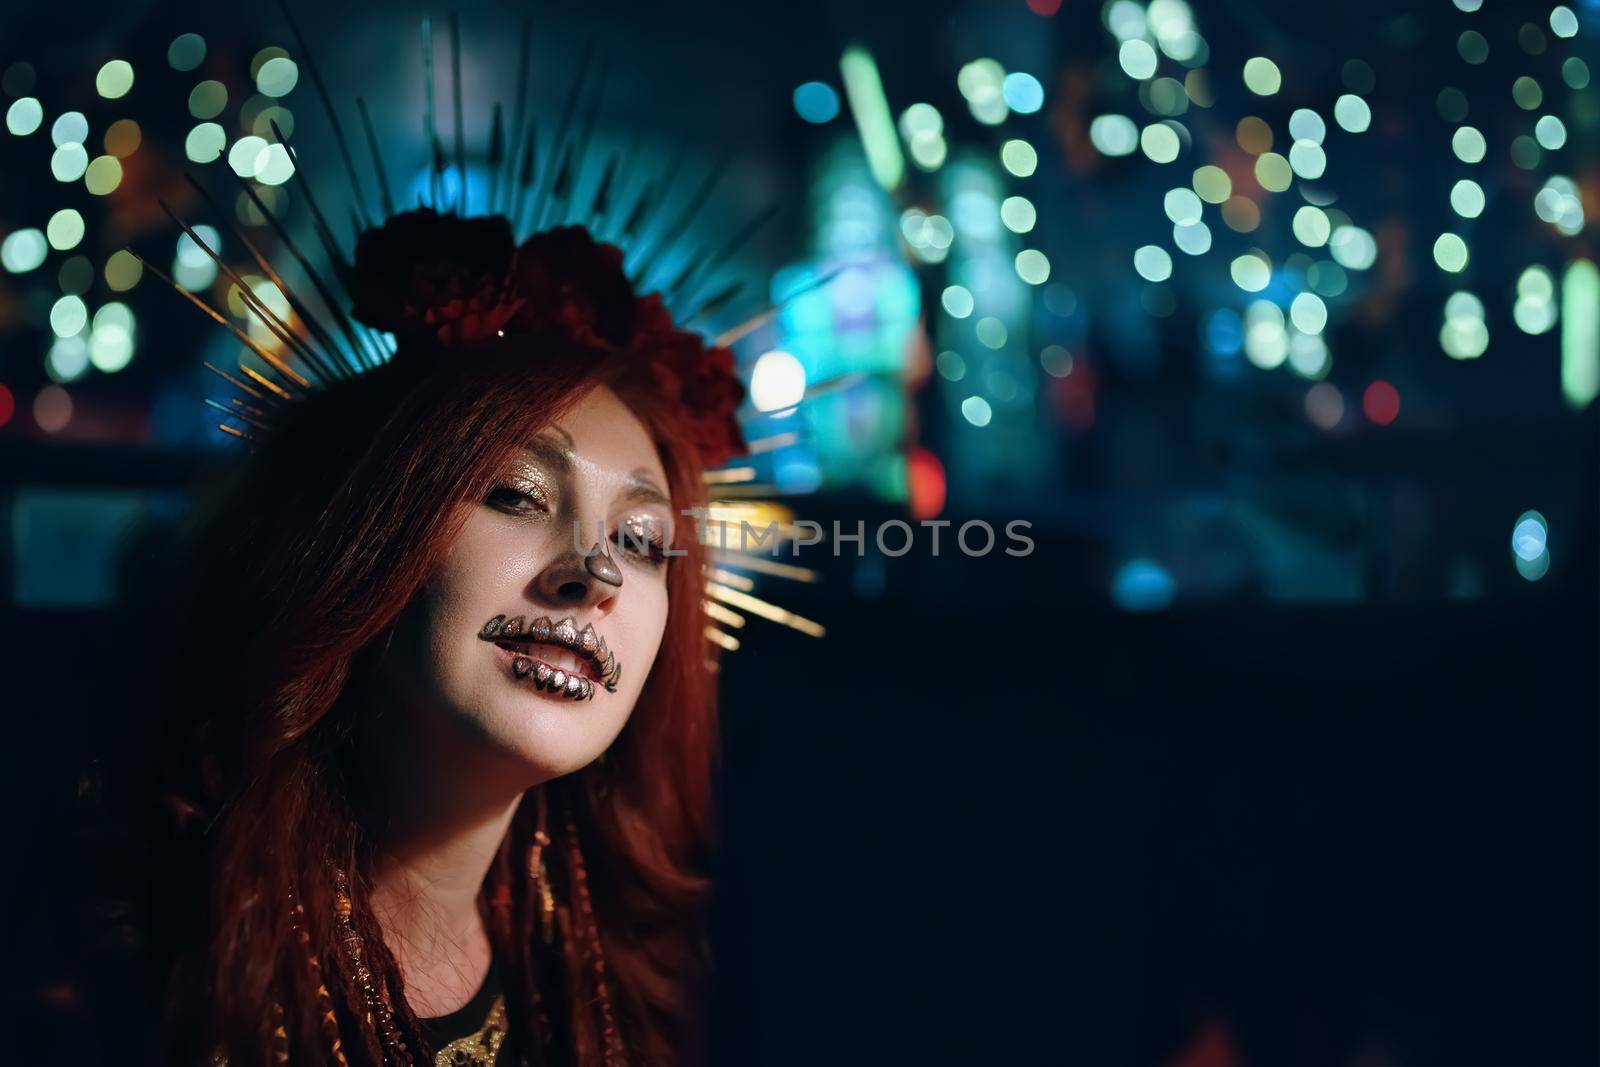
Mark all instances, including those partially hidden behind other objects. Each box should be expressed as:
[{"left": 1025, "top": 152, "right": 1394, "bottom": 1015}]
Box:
[{"left": 3, "top": 0, "right": 1598, "bottom": 1063}]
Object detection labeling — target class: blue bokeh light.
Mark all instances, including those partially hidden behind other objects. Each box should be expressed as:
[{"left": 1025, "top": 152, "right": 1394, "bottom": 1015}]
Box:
[
  {"left": 793, "top": 81, "right": 840, "bottom": 124},
  {"left": 1002, "top": 72, "right": 1045, "bottom": 114},
  {"left": 1511, "top": 512, "right": 1547, "bottom": 562},
  {"left": 1112, "top": 559, "right": 1176, "bottom": 612}
]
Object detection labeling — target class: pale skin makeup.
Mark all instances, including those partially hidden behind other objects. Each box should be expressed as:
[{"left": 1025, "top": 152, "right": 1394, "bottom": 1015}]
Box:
[{"left": 357, "top": 384, "right": 672, "bottom": 1018}]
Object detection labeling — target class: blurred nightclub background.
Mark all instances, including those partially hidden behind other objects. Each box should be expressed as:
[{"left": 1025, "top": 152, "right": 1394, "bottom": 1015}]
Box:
[{"left": 1, "top": 0, "right": 1597, "bottom": 1062}]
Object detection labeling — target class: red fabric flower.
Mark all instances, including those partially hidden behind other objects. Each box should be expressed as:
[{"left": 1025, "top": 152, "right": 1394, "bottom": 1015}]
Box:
[
  {"left": 350, "top": 214, "right": 747, "bottom": 463},
  {"left": 508, "top": 230, "right": 747, "bottom": 463},
  {"left": 507, "top": 226, "right": 636, "bottom": 351},
  {"left": 349, "top": 209, "right": 520, "bottom": 346},
  {"left": 633, "top": 294, "right": 747, "bottom": 467}
]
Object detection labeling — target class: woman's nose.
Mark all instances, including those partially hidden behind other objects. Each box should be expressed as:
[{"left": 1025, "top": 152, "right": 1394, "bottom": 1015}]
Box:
[{"left": 531, "top": 540, "right": 622, "bottom": 611}]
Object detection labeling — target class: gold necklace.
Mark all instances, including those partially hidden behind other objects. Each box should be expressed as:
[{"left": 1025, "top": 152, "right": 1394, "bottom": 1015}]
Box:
[{"left": 432, "top": 992, "right": 508, "bottom": 1066}]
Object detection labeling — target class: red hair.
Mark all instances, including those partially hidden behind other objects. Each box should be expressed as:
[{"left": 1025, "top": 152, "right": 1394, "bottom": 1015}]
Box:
[{"left": 136, "top": 337, "right": 719, "bottom": 1065}]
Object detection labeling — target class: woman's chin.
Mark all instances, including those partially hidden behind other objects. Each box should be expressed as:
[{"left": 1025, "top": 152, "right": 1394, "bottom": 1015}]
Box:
[
  {"left": 504, "top": 744, "right": 607, "bottom": 785},
  {"left": 475, "top": 701, "right": 616, "bottom": 782}
]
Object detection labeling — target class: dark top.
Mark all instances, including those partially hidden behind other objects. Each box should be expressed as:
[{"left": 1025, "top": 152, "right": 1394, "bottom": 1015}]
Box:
[{"left": 417, "top": 958, "right": 512, "bottom": 1065}]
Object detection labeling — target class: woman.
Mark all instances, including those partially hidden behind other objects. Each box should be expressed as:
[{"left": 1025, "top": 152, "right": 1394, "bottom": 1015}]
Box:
[{"left": 123, "top": 212, "right": 745, "bottom": 1065}]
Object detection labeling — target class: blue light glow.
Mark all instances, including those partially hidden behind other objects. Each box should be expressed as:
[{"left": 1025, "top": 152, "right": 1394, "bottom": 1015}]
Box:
[
  {"left": 1112, "top": 559, "right": 1175, "bottom": 611},
  {"left": 1002, "top": 72, "right": 1045, "bottom": 114},
  {"left": 793, "top": 81, "right": 840, "bottom": 124},
  {"left": 1511, "top": 511, "right": 1547, "bottom": 562},
  {"left": 1204, "top": 308, "right": 1244, "bottom": 355}
]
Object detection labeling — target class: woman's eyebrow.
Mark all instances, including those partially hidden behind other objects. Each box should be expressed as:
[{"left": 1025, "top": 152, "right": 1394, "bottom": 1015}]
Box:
[
  {"left": 618, "top": 471, "right": 670, "bottom": 508},
  {"left": 522, "top": 441, "right": 667, "bottom": 504},
  {"left": 543, "top": 425, "right": 576, "bottom": 449},
  {"left": 521, "top": 434, "right": 572, "bottom": 470}
]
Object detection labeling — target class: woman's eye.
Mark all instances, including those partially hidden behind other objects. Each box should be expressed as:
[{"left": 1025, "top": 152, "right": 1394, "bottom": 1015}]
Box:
[
  {"left": 614, "top": 519, "right": 667, "bottom": 566},
  {"left": 484, "top": 483, "right": 547, "bottom": 514}
]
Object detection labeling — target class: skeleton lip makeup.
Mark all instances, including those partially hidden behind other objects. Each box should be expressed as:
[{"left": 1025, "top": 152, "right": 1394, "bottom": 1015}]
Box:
[{"left": 477, "top": 613, "right": 622, "bottom": 701}]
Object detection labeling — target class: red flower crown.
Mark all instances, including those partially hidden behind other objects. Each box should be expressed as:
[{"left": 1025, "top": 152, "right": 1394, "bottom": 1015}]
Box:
[{"left": 347, "top": 209, "right": 746, "bottom": 466}]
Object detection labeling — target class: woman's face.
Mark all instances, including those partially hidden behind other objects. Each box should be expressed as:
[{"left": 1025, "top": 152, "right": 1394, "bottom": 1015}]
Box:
[{"left": 378, "top": 384, "right": 673, "bottom": 783}]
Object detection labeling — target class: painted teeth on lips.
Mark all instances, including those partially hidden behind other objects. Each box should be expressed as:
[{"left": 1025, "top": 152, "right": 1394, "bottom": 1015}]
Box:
[
  {"left": 506, "top": 643, "right": 586, "bottom": 675},
  {"left": 477, "top": 613, "right": 621, "bottom": 694},
  {"left": 509, "top": 653, "right": 595, "bottom": 701}
]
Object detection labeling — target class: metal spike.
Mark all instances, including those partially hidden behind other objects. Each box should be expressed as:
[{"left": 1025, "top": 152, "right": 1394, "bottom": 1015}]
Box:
[
  {"left": 618, "top": 142, "right": 685, "bottom": 244},
  {"left": 432, "top": 135, "right": 447, "bottom": 195},
  {"left": 222, "top": 175, "right": 364, "bottom": 378},
  {"left": 526, "top": 36, "right": 596, "bottom": 232},
  {"left": 421, "top": 17, "right": 440, "bottom": 208},
  {"left": 706, "top": 483, "right": 782, "bottom": 499},
  {"left": 703, "top": 600, "right": 747, "bottom": 629},
  {"left": 450, "top": 11, "right": 467, "bottom": 215},
  {"left": 663, "top": 268, "right": 710, "bottom": 321},
  {"left": 204, "top": 397, "right": 272, "bottom": 431},
  {"left": 229, "top": 397, "right": 271, "bottom": 420},
  {"left": 679, "top": 202, "right": 780, "bottom": 305},
  {"left": 549, "top": 146, "right": 572, "bottom": 206},
  {"left": 630, "top": 153, "right": 731, "bottom": 289},
  {"left": 257, "top": 184, "right": 379, "bottom": 368},
  {"left": 595, "top": 131, "right": 641, "bottom": 240},
  {"left": 545, "top": 54, "right": 608, "bottom": 229},
  {"left": 158, "top": 202, "right": 329, "bottom": 388},
  {"left": 509, "top": 124, "right": 538, "bottom": 228},
  {"left": 267, "top": 121, "right": 384, "bottom": 370},
  {"left": 706, "top": 582, "right": 825, "bottom": 638},
  {"left": 709, "top": 554, "right": 819, "bottom": 583},
  {"left": 136, "top": 254, "right": 309, "bottom": 392},
  {"left": 355, "top": 97, "right": 395, "bottom": 217},
  {"left": 203, "top": 360, "right": 275, "bottom": 405},
  {"left": 184, "top": 174, "right": 347, "bottom": 384},
  {"left": 502, "top": 17, "right": 534, "bottom": 215},
  {"left": 228, "top": 170, "right": 377, "bottom": 375},
  {"left": 618, "top": 179, "right": 656, "bottom": 242},
  {"left": 268, "top": 120, "right": 349, "bottom": 280},
  {"left": 238, "top": 360, "right": 294, "bottom": 400},
  {"left": 662, "top": 246, "right": 704, "bottom": 299},
  {"left": 707, "top": 568, "right": 754, "bottom": 591},
  {"left": 702, "top": 517, "right": 813, "bottom": 551},
  {"left": 280, "top": 0, "right": 370, "bottom": 227},
  {"left": 687, "top": 279, "right": 745, "bottom": 325},
  {"left": 170, "top": 181, "right": 345, "bottom": 385},
  {"left": 802, "top": 370, "right": 869, "bottom": 401},
  {"left": 711, "top": 268, "right": 844, "bottom": 342},
  {"left": 487, "top": 103, "right": 505, "bottom": 217},
  {"left": 586, "top": 152, "right": 619, "bottom": 221},
  {"left": 705, "top": 626, "right": 741, "bottom": 652},
  {"left": 742, "top": 431, "right": 799, "bottom": 454},
  {"left": 702, "top": 467, "right": 758, "bottom": 486}
]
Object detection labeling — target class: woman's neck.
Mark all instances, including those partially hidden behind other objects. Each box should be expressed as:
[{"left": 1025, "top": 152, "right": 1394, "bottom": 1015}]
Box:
[
  {"left": 365, "top": 795, "right": 518, "bottom": 1017},
  {"left": 356, "top": 688, "right": 534, "bottom": 1017}
]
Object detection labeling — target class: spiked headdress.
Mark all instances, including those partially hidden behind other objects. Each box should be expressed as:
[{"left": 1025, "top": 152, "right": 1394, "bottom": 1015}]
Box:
[{"left": 144, "top": 7, "right": 825, "bottom": 648}]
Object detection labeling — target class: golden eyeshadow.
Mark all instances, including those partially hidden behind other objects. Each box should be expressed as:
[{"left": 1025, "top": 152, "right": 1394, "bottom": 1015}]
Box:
[
  {"left": 621, "top": 510, "right": 663, "bottom": 530},
  {"left": 618, "top": 512, "right": 665, "bottom": 541},
  {"left": 503, "top": 461, "right": 554, "bottom": 506}
]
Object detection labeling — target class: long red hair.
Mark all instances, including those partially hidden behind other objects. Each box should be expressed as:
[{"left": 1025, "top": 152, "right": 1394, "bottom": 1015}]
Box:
[{"left": 136, "top": 338, "right": 718, "bottom": 1065}]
